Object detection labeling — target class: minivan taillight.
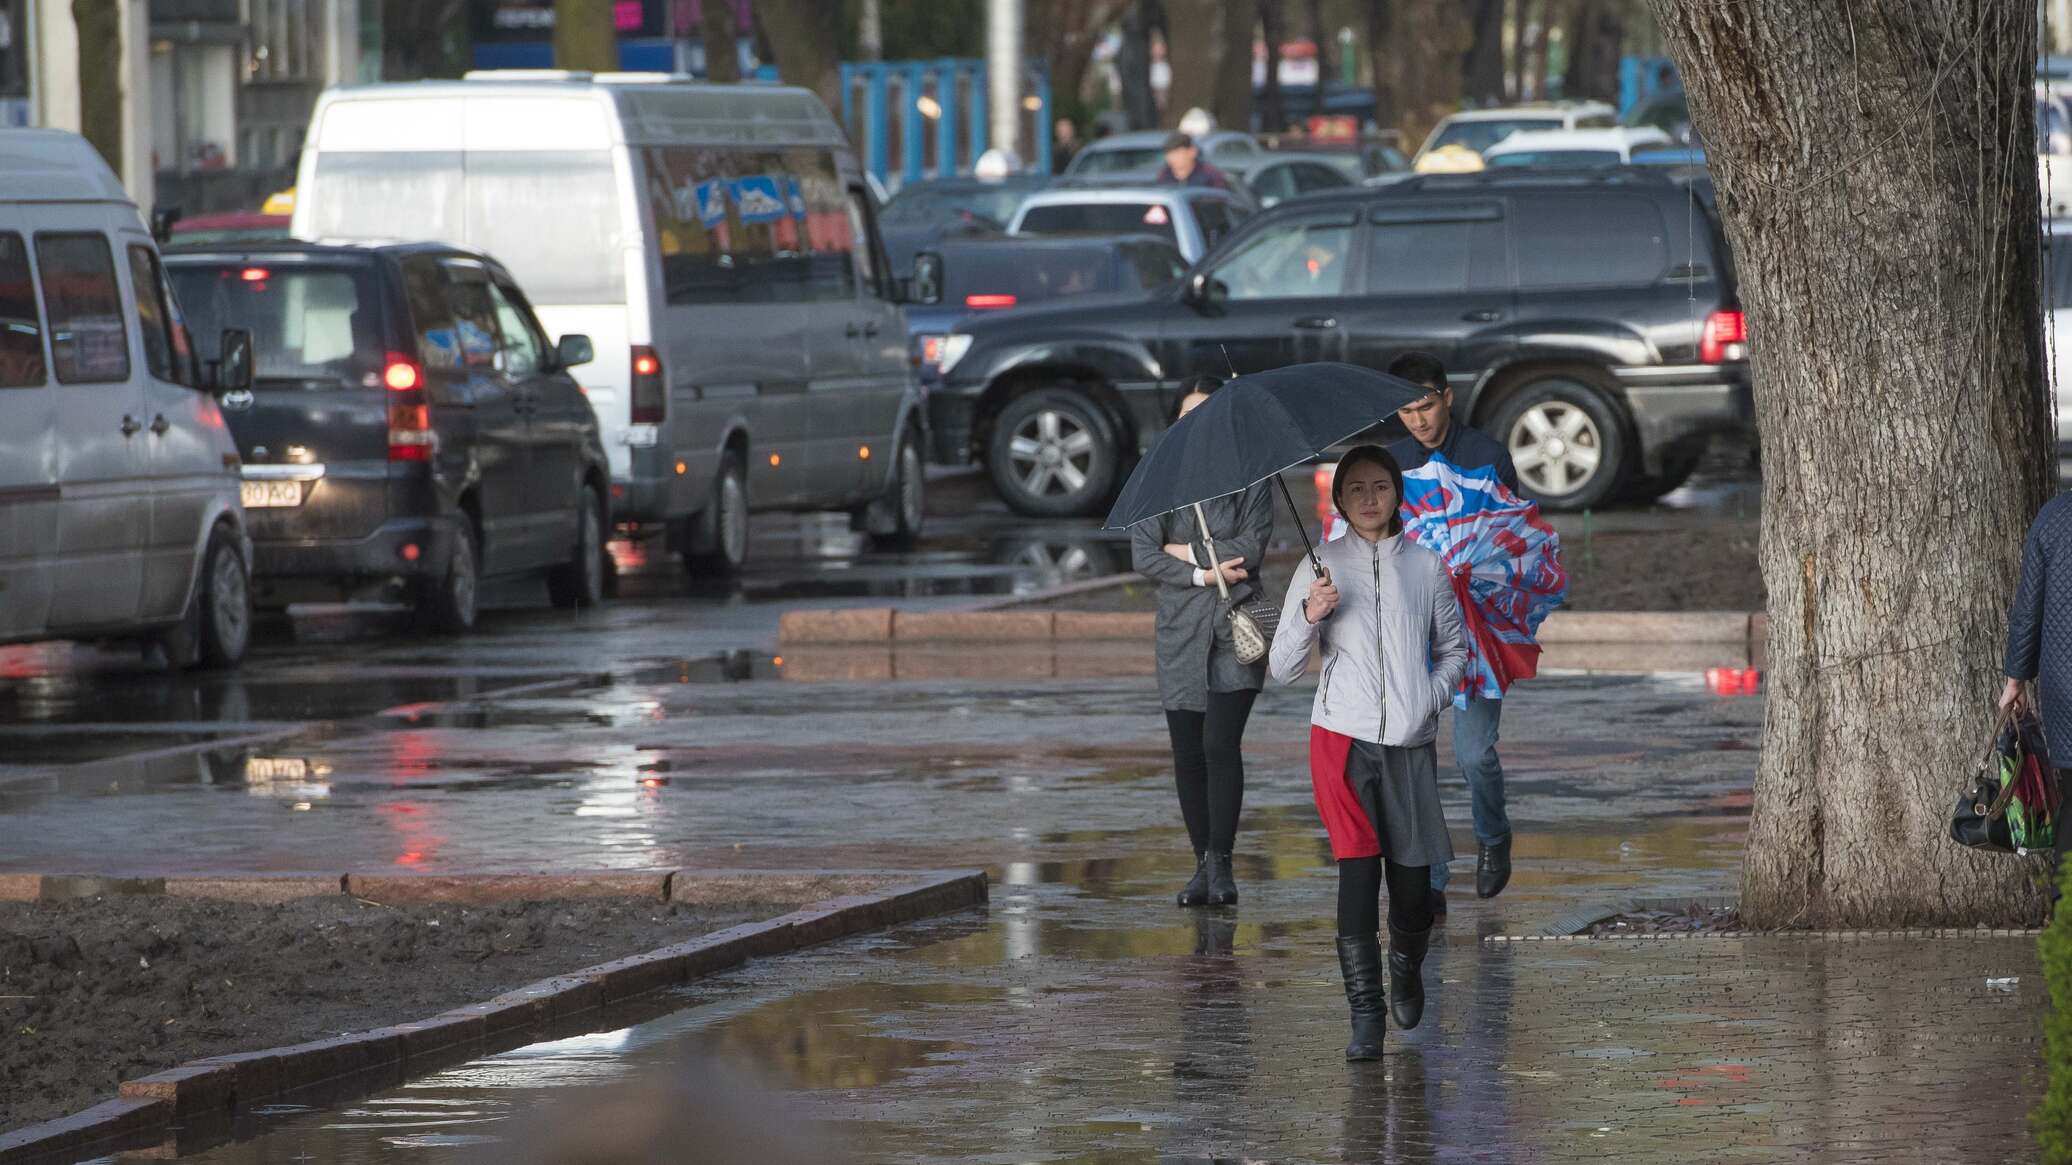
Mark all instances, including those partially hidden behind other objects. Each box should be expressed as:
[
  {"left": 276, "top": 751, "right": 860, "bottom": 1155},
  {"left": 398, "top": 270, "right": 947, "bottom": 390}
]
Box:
[
  {"left": 385, "top": 352, "right": 432, "bottom": 461},
  {"left": 1700, "top": 310, "right": 1747, "bottom": 363},
  {"left": 631, "top": 345, "right": 665, "bottom": 424}
]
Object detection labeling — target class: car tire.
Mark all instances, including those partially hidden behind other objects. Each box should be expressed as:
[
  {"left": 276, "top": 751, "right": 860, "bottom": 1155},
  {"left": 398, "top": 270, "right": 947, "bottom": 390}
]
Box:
[
  {"left": 1617, "top": 442, "right": 1706, "bottom": 505},
  {"left": 417, "top": 517, "right": 480, "bottom": 634},
  {"left": 867, "top": 428, "right": 927, "bottom": 550},
  {"left": 546, "top": 484, "right": 607, "bottom": 609},
  {"left": 161, "top": 524, "right": 251, "bottom": 670},
  {"left": 987, "top": 388, "right": 1121, "bottom": 518},
  {"left": 1489, "top": 372, "right": 1629, "bottom": 511},
  {"left": 683, "top": 452, "right": 749, "bottom": 576}
]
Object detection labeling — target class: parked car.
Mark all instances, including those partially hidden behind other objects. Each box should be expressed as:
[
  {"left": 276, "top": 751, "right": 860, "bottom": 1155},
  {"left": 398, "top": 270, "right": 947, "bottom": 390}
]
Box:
[
  {"left": 1482, "top": 127, "right": 1673, "bottom": 169},
  {"left": 879, "top": 173, "right": 1052, "bottom": 273},
  {"left": 292, "top": 75, "right": 927, "bottom": 575},
  {"left": 1063, "top": 128, "right": 1263, "bottom": 180},
  {"left": 1008, "top": 186, "right": 1251, "bottom": 262},
  {"left": 933, "top": 168, "right": 1749, "bottom": 515},
  {"left": 164, "top": 242, "right": 613, "bottom": 631},
  {"left": 1228, "top": 153, "right": 1357, "bottom": 207},
  {"left": 907, "top": 235, "right": 1189, "bottom": 386},
  {"left": 1415, "top": 101, "right": 1619, "bottom": 163},
  {"left": 2041, "top": 219, "right": 2072, "bottom": 446},
  {"left": 0, "top": 130, "right": 254, "bottom": 666},
  {"left": 2040, "top": 85, "right": 2072, "bottom": 218}
]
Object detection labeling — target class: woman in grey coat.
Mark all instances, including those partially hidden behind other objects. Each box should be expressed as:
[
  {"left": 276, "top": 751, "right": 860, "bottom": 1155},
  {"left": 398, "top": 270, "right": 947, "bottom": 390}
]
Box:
[
  {"left": 1131, "top": 376, "right": 1276, "bottom": 908},
  {"left": 1268, "top": 445, "right": 1468, "bottom": 1061}
]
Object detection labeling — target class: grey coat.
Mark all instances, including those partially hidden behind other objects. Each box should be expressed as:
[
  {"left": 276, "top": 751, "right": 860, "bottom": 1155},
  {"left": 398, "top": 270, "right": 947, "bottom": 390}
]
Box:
[
  {"left": 2005, "top": 493, "right": 2072, "bottom": 756},
  {"left": 1267, "top": 528, "right": 1469, "bottom": 747},
  {"left": 1131, "top": 484, "right": 1275, "bottom": 712}
]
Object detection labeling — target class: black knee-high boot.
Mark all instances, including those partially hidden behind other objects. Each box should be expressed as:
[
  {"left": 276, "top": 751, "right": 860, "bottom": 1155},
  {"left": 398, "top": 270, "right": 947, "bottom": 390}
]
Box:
[
  {"left": 1335, "top": 934, "right": 1386, "bottom": 1060},
  {"left": 1387, "top": 923, "right": 1431, "bottom": 1030}
]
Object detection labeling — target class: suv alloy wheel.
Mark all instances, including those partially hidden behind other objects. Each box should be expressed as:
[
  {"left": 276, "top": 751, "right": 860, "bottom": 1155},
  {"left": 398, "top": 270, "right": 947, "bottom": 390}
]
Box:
[
  {"left": 1490, "top": 373, "right": 1629, "bottom": 511},
  {"left": 988, "top": 388, "right": 1121, "bottom": 518}
]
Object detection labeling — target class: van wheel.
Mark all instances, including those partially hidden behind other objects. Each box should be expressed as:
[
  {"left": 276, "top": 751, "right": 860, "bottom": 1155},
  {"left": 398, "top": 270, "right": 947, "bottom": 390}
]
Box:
[
  {"left": 683, "top": 452, "right": 749, "bottom": 576},
  {"left": 867, "top": 429, "right": 926, "bottom": 550},
  {"left": 988, "top": 389, "right": 1119, "bottom": 518},
  {"left": 161, "top": 526, "right": 251, "bottom": 670},
  {"left": 546, "top": 484, "right": 607, "bottom": 609},
  {"left": 417, "top": 519, "right": 480, "bottom": 633},
  {"left": 1490, "top": 373, "right": 1629, "bottom": 511}
]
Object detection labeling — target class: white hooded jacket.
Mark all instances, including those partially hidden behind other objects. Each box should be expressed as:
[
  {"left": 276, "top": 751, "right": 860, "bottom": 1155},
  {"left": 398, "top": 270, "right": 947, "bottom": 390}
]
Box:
[{"left": 1267, "top": 528, "right": 1469, "bottom": 747}]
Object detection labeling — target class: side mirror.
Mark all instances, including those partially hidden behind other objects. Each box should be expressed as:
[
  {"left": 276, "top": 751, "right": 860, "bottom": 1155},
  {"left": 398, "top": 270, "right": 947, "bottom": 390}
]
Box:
[
  {"left": 556, "top": 334, "right": 595, "bottom": 368},
  {"left": 218, "top": 328, "right": 253, "bottom": 392},
  {"left": 910, "top": 251, "right": 944, "bottom": 306},
  {"left": 1184, "top": 270, "right": 1222, "bottom": 308},
  {"left": 151, "top": 207, "right": 182, "bottom": 245}
]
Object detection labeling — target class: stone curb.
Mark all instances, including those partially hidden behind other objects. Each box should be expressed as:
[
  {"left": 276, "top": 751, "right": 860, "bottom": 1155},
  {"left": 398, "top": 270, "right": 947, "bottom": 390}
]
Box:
[
  {"left": 0, "top": 870, "right": 988, "bottom": 1165},
  {"left": 1490, "top": 895, "right": 2043, "bottom": 942},
  {"left": 777, "top": 606, "right": 1768, "bottom": 649}
]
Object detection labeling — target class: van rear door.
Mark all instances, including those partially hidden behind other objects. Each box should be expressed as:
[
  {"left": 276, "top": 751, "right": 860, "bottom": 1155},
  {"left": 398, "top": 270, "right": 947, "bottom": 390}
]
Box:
[{"left": 166, "top": 257, "right": 391, "bottom": 544}]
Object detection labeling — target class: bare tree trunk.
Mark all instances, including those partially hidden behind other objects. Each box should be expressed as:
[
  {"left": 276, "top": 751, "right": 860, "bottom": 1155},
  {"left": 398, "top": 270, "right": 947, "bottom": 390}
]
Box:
[
  {"left": 72, "top": 0, "right": 121, "bottom": 173},
  {"left": 1364, "top": 0, "right": 1397, "bottom": 133},
  {"left": 755, "top": 0, "right": 844, "bottom": 111},
  {"left": 1118, "top": 0, "right": 1160, "bottom": 129},
  {"left": 1307, "top": 0, "right": 1333, "bottom": 86},
  {"left": 1163, "top": 0, "right": 1219, "bottom": 124},
  {"left": 1526, "top": 0, "right": 1553, "bottom": 99},
  {"left": 1212, "top": 0, "right": 1257, "bottom": 130},
  {"left": 1561, "top": 0, "right": 1622, "bottom": 102},
  {"left": 1508, "top": 0, "right": 1527, "bottom": 99},
  {"left": 1259, "top": 0, "right": 1287, "bottom": 131},
  {"left": 702, "top": 0, "right": 741, "bottom": 83},
  {"left": 1032, "top": 0, "right": 1124, "bottom": 114},
  {"left": 554, "top": 0, "right": 618, "bottom": 71},
  {"left": 1648, "top": 0, "right": 2051, "bottom": 927},
  {"left": 1463, "top": 0, "right": 1505, "bottom": 105}
]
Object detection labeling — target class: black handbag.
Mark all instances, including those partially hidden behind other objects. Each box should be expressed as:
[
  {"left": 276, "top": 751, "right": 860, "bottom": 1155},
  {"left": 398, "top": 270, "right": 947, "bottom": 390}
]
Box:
[{"left": 1950, "top": 706, "right": 2059, "bottom": 854}]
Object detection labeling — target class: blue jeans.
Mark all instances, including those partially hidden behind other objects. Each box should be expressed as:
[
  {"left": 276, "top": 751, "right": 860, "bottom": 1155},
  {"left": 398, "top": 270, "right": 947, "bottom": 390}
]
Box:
[{"left": 1432, "top": 695, "right": 1510, "bottom": 891}]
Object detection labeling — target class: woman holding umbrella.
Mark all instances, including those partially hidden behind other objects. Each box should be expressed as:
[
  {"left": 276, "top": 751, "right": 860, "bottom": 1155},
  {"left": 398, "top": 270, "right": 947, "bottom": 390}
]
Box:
[
  {"left": 1268, "top": 446, "right": 1468, "bottom": 1061},
  {"left": 1131, "top": 376, "right": 1276, "bottom": 908}
]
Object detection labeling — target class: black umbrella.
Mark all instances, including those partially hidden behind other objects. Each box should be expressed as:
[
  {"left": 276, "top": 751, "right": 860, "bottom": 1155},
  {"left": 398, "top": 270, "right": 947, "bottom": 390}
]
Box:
[{"left": 1102, "top": 362, "right": 1428, "bottom": 575}]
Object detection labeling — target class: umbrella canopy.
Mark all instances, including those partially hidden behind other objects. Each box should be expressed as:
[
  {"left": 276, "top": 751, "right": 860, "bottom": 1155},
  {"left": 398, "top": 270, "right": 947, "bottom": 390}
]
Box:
[
  {"left": 1102, "top": 362, "right": 1427, "bottom": 531},
  {"left": 1399, "top": 454, "right": 1568, "bottom": 707}
]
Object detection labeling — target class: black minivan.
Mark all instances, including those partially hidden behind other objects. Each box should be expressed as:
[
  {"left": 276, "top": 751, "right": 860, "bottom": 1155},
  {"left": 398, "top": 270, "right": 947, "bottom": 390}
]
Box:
[
  {"left": 165, "top": 242, "right": 612, "bottom": 631},
  {"left": 931, "top": 168, "right": 1749, "bottom": 513}
]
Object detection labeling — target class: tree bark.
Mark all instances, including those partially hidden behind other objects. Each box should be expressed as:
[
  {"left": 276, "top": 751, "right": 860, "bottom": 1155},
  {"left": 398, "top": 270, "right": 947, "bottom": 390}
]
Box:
[
  {"left": 1526, "top": 0, "right": 1553, "bottom": 100},
  {"left": 1162, "top": 0, "right": 1219, "bottom": 125},
  {"left": 1118, "top": 0, "right": 1160, "bottom": 129},
  {"left": 701, "top": 0, "right": 742, "bottom": 82},
  {"left": 1212, "top": 0, "right": 1257, "bottom": 130},
  {"left": 1561, "top": 0, "right": 1623, "bottom": 102},
  {"left": 1364, "top": 0, "right": 1397, "bottom": 133},
  {"left": 755, "top": 0, "right": 844, "bottom": 111},
  {"left": 1258, "top": 0, "right": 1287, "bottom": 131},
  {"left": 554, "top": 0, "right": 618, "bottom": 72},
  {"left": 72, "top": 0, "right": 121, "bottom": 175},
  {"left": 1307, "top": 0, "right": 1333, "bottom": 86},
  {"left": 1508, "top": 0, "right": 1528, "bottom": 100},
  {"left": 1463, "top": 0, "right": 1506, "bottom": 105},
  {"left": 1648, "top": 0, "right": 2051, "bottom": 927},
  {"left": 1032, "top": 0, "right": 1124, "bottom": 116}
]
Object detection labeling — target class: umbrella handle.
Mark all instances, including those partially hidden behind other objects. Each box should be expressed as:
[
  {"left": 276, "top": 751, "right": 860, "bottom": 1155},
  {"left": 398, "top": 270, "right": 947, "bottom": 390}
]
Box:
[{"left": 1193, "top": 503, "right": 1233, "bottom": 602}]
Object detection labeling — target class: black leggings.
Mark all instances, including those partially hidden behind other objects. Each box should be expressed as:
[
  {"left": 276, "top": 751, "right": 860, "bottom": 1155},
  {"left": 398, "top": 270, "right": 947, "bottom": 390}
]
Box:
[
  {"left": 1165, "top": 689, "right": 1257, "bottom": 856},
  {"left": 1336, "top": 856, "right": 1433, "bottom": 936}
]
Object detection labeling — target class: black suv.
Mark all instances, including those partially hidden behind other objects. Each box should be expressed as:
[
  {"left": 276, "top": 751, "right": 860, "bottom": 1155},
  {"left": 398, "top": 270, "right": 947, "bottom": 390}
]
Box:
[
  {"left": 929, "top": 169, "right": 1750, "bottom": 513},
  {"left": 165, "top": 242, "right": 613, "bottom": 631}
]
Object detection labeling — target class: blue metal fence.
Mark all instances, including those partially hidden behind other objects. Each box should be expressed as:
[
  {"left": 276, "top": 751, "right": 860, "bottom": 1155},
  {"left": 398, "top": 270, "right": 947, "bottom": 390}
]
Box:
[{"left": 839, "top": 59, "right": 1052, "bottom": 190}]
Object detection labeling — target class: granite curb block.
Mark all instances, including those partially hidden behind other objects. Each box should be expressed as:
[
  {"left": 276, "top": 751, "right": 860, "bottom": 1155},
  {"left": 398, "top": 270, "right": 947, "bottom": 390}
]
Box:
[
  {"left": 0, "top": 870, "right": 988, "bottom": 1165},
  {"left": 777, "top": 606, "right": 1768, "bottom": 647},
  {"left": 1494, "top": 895, "right": 2043, "bottom": 942}
]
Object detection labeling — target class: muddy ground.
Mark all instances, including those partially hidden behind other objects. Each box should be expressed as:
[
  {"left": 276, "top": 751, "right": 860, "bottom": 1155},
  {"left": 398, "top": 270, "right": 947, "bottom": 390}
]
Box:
[
  {"left": 1039, "top": 519, "right": 1765, "bottom": 615},
  {"left": 0, "top": 894, "right": 791, "bottom": 1134}
]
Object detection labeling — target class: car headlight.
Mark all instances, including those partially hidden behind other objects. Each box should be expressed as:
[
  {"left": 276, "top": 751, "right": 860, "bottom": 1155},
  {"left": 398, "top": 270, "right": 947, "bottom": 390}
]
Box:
[{"left": 936, "top": 333, "right": 975, "bottom": 376}]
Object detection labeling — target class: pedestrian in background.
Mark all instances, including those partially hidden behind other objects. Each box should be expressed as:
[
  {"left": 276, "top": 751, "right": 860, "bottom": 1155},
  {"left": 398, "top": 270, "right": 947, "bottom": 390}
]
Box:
[
  {"left": 1385, "top": 351, "right": 1522, "bottom": 914},
  {"left": 2000, "top": 490, "right": 2072, "bottom": 881},
  {"left": 1269, "top": 445, "right": 1468, "bottom": 1060},
  {"left": 1155, "top": 132, "right": 1233, "bottom": 191},
  {"left": 1132, "top": 375, "right": 1275, "bottom": 907},
  {"left": 1052, "top": 117, "right": 1081, "bottom": 173}
]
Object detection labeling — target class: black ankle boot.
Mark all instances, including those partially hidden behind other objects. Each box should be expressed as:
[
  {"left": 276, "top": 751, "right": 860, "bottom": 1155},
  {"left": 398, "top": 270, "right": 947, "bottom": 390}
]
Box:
[
  {"left": 1176, "top": 853, "right": 1210, "bottom": 907},
  {"left": 1387, "top": 923, "right": 1431, "bottom": 1030},
  {"left": 1476, "top": 837, "right": 1512, "bottom": 899},
  {"left": 1336, "top": 934, "right": 1386, "bottom": 1061},
  {"left": 1207, "top": 852, "right": 1238, "bottom": 905}
]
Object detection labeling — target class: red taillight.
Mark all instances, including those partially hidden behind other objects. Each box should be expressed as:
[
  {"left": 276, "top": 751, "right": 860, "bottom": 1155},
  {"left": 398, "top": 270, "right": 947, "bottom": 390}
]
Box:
[
  {"left": 383, "top": 354, "right": 421, "bottom": 391},
  {"left": 388, "top": 399, "right": 432, "bottom": 462},
  {"left": 1700, "top": 310, "right": 1746, "bottom": 363},
  {"left": 964, "top": 293, "right": 1018, "bottom": 309},
  {"left": 631, "top": 344, "right": 665, "bottom": 424},
  {"left": 240, "top": 267, "right": 269, "bottom": 282}
]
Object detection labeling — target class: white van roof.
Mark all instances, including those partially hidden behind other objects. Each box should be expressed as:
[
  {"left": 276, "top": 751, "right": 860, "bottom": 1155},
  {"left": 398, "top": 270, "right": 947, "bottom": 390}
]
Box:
[
  {"left": 0, "top": 129, "right": 132, "bottom": 204},
  {"left": 312, "top": 78, "right": 847, "bottom": 150}
]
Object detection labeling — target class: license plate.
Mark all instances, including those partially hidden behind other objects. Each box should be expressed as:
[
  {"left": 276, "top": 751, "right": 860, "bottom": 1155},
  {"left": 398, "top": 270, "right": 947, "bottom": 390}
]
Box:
[
  {"left": 245, "top": 756, "right": 307, "bottom": 781},
  {"left": 241, "top": 480, "right": 302, "bottom": 508}
]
